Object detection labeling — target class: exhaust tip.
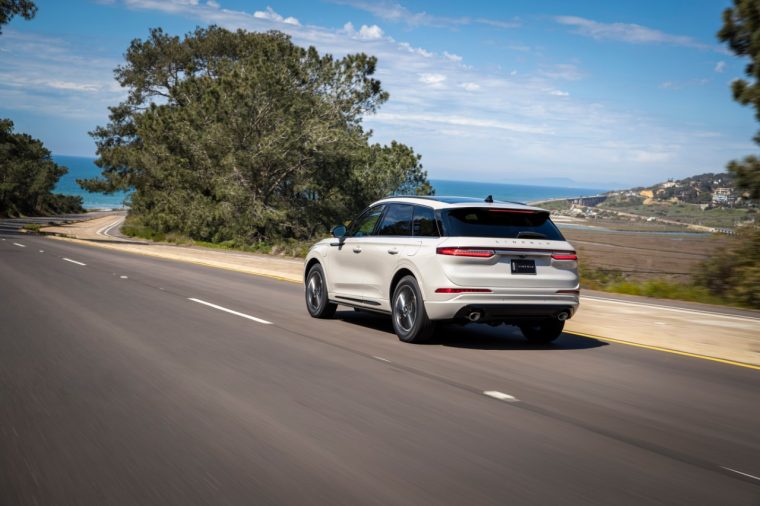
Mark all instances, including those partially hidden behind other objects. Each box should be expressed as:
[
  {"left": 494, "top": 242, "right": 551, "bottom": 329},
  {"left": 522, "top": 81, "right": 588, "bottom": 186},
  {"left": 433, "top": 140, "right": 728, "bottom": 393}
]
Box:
[
  {"left": 557, "top": 311, "right": 569, "bottom": 321},
  {"left": 468, "top": 311, "right": 482, "bottom": 322}
]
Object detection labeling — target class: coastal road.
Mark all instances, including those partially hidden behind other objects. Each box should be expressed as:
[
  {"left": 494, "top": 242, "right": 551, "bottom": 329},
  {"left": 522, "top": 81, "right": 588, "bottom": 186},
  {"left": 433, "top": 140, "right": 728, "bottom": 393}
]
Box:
[
  {"left": 0, "top": 211, "right": 118, "bottom": 236},
  {"left": 1, "top": 233, "right": 759, "bottom": 505}
]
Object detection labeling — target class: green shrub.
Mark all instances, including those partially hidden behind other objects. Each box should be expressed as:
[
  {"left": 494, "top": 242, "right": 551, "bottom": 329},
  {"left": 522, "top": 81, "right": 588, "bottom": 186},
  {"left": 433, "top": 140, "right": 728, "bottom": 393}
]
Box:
[{"left": 695, "top": 227, "right": 760, "bottom": 308}]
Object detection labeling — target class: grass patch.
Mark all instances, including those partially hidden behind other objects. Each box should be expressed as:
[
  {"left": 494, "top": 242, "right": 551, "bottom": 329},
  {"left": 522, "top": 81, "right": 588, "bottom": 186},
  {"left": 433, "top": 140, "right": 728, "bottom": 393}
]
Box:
[
  {"left": 597, "top": 201, "right": 752, "bottom": 228},
  {"left": 121, "top": 216, "right": 313, "bottom": 258},
  {"left": 533, "top": 199, "right": 572, "bottom": 211},
  {"left": 580, "top": 266, "right": 727, "bottom": 306},
  {"left": 22, "top": 223, "right": 43, "bottom": 233}
]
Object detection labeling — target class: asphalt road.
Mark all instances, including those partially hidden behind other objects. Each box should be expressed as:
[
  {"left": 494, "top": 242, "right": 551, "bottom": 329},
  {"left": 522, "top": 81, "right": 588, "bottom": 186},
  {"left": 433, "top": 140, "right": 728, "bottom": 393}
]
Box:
[{"left": 1, "top": 231, "right": 759, "bottom": 505}]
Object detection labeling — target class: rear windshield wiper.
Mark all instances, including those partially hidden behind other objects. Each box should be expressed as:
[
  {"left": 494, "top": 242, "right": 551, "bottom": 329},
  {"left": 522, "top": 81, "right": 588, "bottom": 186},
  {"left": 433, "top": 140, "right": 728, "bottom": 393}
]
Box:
[{"left": 516, "top": 231, "right": 547, "bottom": 239}]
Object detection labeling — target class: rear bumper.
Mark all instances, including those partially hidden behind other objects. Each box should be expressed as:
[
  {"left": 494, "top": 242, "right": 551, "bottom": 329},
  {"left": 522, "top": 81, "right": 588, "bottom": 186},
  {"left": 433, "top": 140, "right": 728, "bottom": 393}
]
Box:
[
  {"left": 425, "top": 294, "right": 579, "bottom": 322},
  {"left": 452, "top": 304, "right": 575, "bottom": 323}
]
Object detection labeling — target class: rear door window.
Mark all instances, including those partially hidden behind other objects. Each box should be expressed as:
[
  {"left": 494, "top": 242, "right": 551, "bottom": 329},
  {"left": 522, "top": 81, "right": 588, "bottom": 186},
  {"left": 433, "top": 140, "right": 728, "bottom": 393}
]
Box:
[
  {"left": 442, "top": 208, "right": 564, "bottom": 240},
  {"left": 377, "top": 204, "right": 413, "bottom": 236},
  {"left": 412, "top": 205, "right": 439, "bottom": 237}
]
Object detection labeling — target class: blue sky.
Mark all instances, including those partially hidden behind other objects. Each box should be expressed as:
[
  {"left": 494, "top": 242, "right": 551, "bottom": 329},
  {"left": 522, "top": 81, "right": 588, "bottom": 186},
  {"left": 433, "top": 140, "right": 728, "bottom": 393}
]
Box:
[{"left": 0, "top": 0, "right": 755, "bottom": 187}]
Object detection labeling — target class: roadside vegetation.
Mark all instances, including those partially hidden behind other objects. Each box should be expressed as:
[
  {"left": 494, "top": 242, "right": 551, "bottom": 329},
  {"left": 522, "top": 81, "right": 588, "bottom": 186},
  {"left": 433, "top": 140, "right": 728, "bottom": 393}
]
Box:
[
  {"left": 81, "top": 27, "right": 432, "bottom": 246},
  {"left": 579, "top": 266, "right": 725, "bottom": 307},
  {"left": 121, "top": 214, "right": 313, "bottom": 257},
  {"left": 534, "top": 200, "right": 572, "bottom": 212},
  {"left": 577, "top": 226, "right": 759, "bottom": 308},
  {"left": 21, "top": 223, "right": 43, "bottom": 232},
  {"left": 0, "top": 119, "right": 84, "bottom": 218}
]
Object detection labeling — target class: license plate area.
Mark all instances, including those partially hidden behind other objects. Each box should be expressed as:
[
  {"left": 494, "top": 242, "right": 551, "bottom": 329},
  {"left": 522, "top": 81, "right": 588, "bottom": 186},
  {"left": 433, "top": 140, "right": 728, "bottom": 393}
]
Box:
[{"left": 511, "top": 259, "right": 536, "bottom": 275}]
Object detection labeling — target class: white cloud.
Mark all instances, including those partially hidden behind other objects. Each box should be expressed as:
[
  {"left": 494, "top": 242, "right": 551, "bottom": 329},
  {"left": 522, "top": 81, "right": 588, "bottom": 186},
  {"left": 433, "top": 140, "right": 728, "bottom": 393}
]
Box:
[
  {"left": 460, "top": 82, "right": 480, "bottom": 91},
  {"left": 555, "top": 16, "right": 714, "bottom": 51},
  {"left": 443, "top": 51, "right": 462, "bottom": 63},
  {"left": 549, "top": 90, "right": 569, "bottom": 97},
  {"left": 397, "top": 42, "right": 434, "bottom": 57},
  {"left": 714, "top": 61, "right": 726, "bottom": 73},
  {"left": 343, "top": 22, "right": 385, "bottom": 40},
  {"left": 48, "top": 80, "right": 101, "bottom": 92},
  {"left": 253, "top": 6, "right": 300, "bottom": 26},
  {"left": 539, "top": 63, "right": 583, "bottom": 81},
  {"left": 358, "top": 24, "right": 384, "bottom": 39},
  {"left": 206, "top": 0, "right": 219, "bottom": 8},
  {"left": 330, "top": 0, "right": 519, "bottom": 30},
  {"left": 373, "top": 112, "right": 550, "bottom": 135},
  {"left": 419, "top": 73, "right": 446, "bottom": 87}
]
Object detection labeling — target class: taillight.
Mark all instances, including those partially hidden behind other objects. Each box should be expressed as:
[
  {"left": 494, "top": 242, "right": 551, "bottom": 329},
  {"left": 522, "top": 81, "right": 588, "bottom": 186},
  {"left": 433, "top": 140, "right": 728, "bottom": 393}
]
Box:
[
  {"left": 551, "top": 252, "right": 577, "bottom": 261},
  {"left": 437, "top": 247, "right": 495, "bottom": 258},
  {"left": 435, "top": 288, "right": 493, "bottom": 294}
]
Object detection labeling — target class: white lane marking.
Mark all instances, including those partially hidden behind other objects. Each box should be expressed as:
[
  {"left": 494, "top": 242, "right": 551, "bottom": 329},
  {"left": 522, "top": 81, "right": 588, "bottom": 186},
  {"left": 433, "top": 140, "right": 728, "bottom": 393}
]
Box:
[
  {"left": 581, "top": 295, "right": 760, "bottom": 322},
  {"left": 721, "top": 466, "right": 760, "bottom": 482},
  {"left": 12, "top": 242, "right": 26, "bottom": 248},
  {"left": 39, "top": 250, "right": 44, "bottom": 253},
  {"left": 120, "top": 275, "right": 128, "bottom": 279},
  {"left": 373, "top": 356, "right": 391, "bottom": 363},
  {"left": 483, "top": 391, "right": 519, "bottom": 402},
  {"left": 188, "top": 298, "right": 272, "bottom": 325},
  {"left": 97, "top": 217, "right": 125, "bottom": 238},
  {"left": 62, "top": 257, "right": 86, "bottom": 266}
]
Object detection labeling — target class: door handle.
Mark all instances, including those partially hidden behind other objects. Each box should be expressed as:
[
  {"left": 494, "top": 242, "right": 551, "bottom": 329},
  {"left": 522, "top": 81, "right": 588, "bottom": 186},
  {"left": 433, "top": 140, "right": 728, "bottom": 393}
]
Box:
[
  {"left": 353, "top": 247, "right": 362, "bottom": 253},
  {"left": 387, "top": 248, "right": 399, "bottom": 255}
]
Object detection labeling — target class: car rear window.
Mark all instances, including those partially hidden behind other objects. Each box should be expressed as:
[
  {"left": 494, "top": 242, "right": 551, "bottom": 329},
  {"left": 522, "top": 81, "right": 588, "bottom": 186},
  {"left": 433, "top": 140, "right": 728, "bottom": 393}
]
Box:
[{"left": 442, "top": 208, "right": 564, "bottom": 240}]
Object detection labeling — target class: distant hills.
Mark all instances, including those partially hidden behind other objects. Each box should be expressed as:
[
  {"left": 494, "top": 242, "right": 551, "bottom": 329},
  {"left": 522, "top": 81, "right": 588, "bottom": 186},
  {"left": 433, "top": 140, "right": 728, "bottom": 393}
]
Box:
[{"left": 609, "top": 172, "right": 749, "bottom": 207}]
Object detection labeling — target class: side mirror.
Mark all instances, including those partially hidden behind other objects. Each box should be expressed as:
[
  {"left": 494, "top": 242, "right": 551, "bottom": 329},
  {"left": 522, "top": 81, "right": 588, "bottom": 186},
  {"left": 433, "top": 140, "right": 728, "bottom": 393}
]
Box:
[{"left": 331, "top": 225, "right": 347, "bottom": 238}]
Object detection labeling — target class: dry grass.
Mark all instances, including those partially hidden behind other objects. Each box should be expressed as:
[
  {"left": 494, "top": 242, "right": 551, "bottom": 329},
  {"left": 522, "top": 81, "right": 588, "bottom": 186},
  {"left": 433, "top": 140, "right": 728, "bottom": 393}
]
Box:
[{"left": 560, "top": 227, "right": 730, "bottom": 283}]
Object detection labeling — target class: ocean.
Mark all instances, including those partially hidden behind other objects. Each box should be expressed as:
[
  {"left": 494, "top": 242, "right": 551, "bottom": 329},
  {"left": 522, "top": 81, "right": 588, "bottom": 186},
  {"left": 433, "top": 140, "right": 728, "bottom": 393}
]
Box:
[
  {"left": 53, "top": 155, "right": 607, "bottom": 209},
  {"left": 430, "top": 179, "right": 605, "bottom": 204},
  {"left": 53, "top": 155, "right": 130, "bottom": 210}
]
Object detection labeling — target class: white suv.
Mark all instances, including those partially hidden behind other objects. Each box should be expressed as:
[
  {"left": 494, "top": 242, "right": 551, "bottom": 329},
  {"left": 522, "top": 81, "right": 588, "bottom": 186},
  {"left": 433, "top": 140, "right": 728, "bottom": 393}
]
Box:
[{"left": 304, "top": 196, "right": 579, "bottom": 343}]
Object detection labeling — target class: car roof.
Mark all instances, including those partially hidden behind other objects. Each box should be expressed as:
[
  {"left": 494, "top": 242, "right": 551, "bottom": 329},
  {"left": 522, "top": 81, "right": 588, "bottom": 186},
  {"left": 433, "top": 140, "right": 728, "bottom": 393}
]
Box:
[{"left": 373, "top": 195, "right": 547, "bottom": 212}]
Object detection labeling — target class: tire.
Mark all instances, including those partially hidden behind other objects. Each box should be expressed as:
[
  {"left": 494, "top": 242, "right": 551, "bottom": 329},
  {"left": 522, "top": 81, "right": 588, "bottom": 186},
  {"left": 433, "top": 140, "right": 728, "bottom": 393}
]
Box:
[
  {"left": 391, "top": 275, "right": 434, "bottom": 343},
  {"left": 519, "top": 319, "right": 564, "bottom": 344},
  {"left": 305, "top": 264, "right": 337, "bottom": 319}
]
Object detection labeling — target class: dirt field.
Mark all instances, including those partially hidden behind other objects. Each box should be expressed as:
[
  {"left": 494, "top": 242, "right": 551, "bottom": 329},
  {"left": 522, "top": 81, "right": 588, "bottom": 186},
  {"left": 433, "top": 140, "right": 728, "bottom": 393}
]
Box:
[{"left": 559, "top": 225, "right": 731, "bottom": 282}]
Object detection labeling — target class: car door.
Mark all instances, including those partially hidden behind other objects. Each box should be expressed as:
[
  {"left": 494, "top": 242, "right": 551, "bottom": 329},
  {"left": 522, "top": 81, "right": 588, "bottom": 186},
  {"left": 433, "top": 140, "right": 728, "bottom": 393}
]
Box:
[
  {"left": 328, "top": 204, "right": 385, "bottom": 301},
  {"left": 362, "top": 203, "right": 418, "bottom": 303}
]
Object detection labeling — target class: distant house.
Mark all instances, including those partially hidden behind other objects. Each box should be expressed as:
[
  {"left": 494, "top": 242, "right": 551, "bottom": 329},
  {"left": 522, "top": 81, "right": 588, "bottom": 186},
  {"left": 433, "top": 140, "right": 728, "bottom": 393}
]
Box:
[
  {"left": 712, "top": 187, "right": 735, "bottom": 205},
  {"left": 660, "top": 180, "right": 677, "bottom": 189}
]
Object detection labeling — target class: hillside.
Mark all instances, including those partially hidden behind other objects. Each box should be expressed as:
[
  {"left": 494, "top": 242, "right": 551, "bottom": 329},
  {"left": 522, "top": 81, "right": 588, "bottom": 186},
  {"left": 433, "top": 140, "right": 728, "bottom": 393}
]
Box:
[
  {"left": 611, "top": 172, "right": 750, "bottom": 207},
  {"left": 536, "top": 172, "right": 756, "bottom": 231}
]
